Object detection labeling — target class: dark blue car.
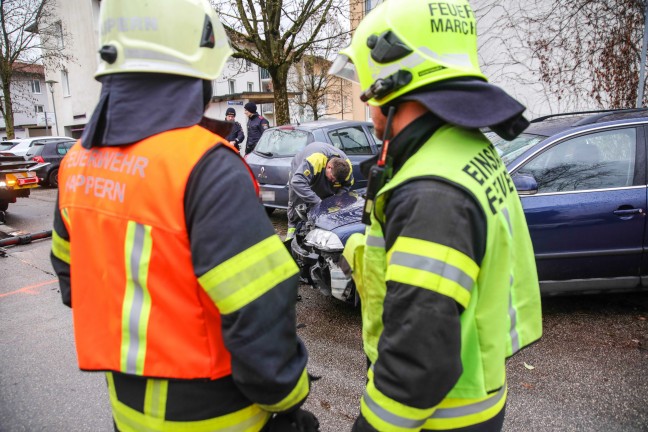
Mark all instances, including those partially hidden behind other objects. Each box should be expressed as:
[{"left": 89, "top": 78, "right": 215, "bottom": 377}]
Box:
[{"left": 293, "top": 109, "right": 648, "bottom": 301}]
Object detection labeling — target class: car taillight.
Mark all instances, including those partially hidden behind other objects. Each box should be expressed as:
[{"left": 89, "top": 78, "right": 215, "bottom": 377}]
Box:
[{"left": 32, "top": 155, "right": 45, "bottom": 163}]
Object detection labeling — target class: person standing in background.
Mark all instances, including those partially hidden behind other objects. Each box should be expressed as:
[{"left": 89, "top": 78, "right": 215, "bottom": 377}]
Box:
[
  {"left": 225, "top": 107, "right": 245, "bottom": 152},
  {"left": 244, "top": 102, "right": 269, "bottom": 155}
]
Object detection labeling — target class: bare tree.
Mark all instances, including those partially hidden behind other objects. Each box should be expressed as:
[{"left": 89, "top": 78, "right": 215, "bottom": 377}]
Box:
[
  {"left": 476, "top": 0, "right": 647, "bottom": 112},
  {"left": 211, "top": 0, "right": 358, "bottom": 125},
  {"left": 0, "top": 0, "right": 72, "bottom": 138},
  {"left": 289, "top": 17, "right": 352, "bottom": 121}
]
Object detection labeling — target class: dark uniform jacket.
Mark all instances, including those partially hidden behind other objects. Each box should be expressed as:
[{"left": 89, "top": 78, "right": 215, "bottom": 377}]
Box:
[
  {"left": 50, "top": 74, "right": 309, "bottom": 428},
  {"left": 245, "top": 113, "right": 269, "bottom": 154},
  {"left": 226, "top": 120, "right": 244, "bottom": 150}
]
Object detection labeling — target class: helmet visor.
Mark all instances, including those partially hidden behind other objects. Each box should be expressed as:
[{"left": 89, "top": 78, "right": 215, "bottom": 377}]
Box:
[{"left": 329, "top": 54, "right": 359, "bottom": 83}]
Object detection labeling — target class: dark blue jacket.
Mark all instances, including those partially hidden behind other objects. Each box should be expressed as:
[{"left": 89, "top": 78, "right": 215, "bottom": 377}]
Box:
[{"left": 245, "top": 113, "right": 269, "bottom": 154}]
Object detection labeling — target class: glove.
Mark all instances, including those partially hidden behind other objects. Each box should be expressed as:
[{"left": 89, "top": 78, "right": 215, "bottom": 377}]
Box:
[
  {"left": 268, "top": 409, "right": 320, "bottom": 432},
  {"left": 295, "top": 203, "right": 309, "bottom": 221}
]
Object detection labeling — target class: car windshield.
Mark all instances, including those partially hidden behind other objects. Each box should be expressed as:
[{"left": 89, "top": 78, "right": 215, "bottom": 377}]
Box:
[
  {"left": 488, "top": 132, "right": 547, "bottom": 165},
  {"left": 254, "top": 129, "right": 311, "bottom": 157},
  {"left": 0, "top": 141, "right": 18, "bottom": 151}
]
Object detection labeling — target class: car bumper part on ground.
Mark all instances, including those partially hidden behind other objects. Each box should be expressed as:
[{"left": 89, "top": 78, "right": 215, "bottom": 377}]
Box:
[{"left": 291, "top": 237, "right": 355, "bottom": 303}]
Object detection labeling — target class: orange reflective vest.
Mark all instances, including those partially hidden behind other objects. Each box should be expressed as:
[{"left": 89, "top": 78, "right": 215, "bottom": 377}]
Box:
[{"left": 58, "top": 125, "right": 257, "bottom": 379}]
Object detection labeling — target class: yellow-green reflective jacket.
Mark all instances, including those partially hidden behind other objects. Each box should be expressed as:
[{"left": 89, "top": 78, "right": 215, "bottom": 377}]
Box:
[{"left": 344, "top": 125, "right": 542, "bottom": 430}]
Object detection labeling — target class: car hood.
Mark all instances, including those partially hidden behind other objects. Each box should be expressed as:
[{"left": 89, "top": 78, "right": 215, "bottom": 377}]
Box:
[{"left": 309, "top": 189, "right": 366, "bottom": 242}]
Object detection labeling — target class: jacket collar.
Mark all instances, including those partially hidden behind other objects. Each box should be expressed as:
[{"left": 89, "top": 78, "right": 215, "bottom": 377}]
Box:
[{"left": 81, "top": 74, "right": 207, "bottom": 149}]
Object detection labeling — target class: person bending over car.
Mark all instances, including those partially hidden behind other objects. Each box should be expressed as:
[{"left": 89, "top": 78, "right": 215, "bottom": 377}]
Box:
[{"left": 286, "top": 142, "right": 354, "bottom": 241}]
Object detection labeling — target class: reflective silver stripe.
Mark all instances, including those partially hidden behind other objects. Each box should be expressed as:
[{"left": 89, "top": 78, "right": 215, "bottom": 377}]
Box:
[
  {"left": 125, "top": 48, "right": 190, "bottom": 65},
  {"left": 509, "top": 275, "right": 520, "bottom": 354},
  {"left": 366, "top": 235, "right": 386, "bottom": 248},
  {"left": 430, "top": 385, "right": 506, "bottom": 419},
  {"left": 418, "top": 46, "right": 472, "bottom": 68},
  {"left": 390, "top": 251, "right": 474, "bottom": 293},
  {"left": 363, "top": 391, "right": 426, "bottom": 429},
  {"left": 502, "top": 207, "right": 512, "bottom": 236},
  {"left": 126, "top": 223, "right": 146, "bottom": 374},
  {"left": 146, "top": 379, "right": 165, "bottom": 419}
]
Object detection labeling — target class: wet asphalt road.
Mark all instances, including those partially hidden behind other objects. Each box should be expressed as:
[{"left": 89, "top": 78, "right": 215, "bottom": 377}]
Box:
[
  {"left": 267, "top": 208, "right": 648, "bottom": 432},
  {"left": 1, "top": 190, "right": 647, "bottom": 431}
]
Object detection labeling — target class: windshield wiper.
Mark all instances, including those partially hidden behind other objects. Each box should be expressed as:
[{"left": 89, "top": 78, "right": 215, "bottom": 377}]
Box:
[{"left": 256, "top": 151, "right": 274, "bottom": 157}]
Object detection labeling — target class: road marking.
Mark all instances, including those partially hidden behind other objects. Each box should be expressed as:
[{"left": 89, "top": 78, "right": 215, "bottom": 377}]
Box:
[{"left": 0, "top": 279, "right": 58, "bottom": 298}]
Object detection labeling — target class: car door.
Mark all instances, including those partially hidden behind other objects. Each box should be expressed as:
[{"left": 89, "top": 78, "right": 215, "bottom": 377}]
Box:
[
  {"left": 327, "top": 125, "right": 375, "bottom": 188},
  {"left": 512, "top": 126, "right": 646, "bottom": 290}
]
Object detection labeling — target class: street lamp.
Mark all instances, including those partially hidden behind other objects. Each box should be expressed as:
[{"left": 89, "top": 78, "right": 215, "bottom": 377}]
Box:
[{"left": 45, "top": 80, "right": 59, "bottom": 135}]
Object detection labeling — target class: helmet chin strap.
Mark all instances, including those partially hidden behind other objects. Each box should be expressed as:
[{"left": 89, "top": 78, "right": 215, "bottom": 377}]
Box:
[{"left": 361, "top": 105, "right": 396, "bottom": 225}]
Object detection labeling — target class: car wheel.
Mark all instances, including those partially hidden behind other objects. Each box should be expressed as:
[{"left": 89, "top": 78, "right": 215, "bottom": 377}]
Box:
[
  {"left": 48, "top": 168, "right": 59, "bottom": 188},
  {"left": 0, "top": 202, "right": 8, "bottom": 212},
  {"left": 265, "top": 207, "right": 275, "bottom": 215}
]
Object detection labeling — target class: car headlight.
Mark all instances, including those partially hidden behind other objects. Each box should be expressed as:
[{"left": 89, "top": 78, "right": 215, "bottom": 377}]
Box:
[{"left": 304, "top": 228, "right": 344, "bottom": 252}]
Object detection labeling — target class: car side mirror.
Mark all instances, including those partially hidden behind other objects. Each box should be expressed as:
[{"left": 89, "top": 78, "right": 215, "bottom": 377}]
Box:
[{"left": 512, "top": 172, "right": 538, "bottom": 195}]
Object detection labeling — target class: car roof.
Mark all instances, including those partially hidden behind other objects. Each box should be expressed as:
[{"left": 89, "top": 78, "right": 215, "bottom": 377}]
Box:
[
  {"left": 527, "top": 109, "right": 648, "bottom": 137},
  {"left": 271, "top": 119, "right": 372, "bottom": 132}
]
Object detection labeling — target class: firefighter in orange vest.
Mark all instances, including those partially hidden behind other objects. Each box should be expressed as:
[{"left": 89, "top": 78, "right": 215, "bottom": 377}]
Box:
[{"left": 50, "top": 1, "right": 318, "bottom": 431}]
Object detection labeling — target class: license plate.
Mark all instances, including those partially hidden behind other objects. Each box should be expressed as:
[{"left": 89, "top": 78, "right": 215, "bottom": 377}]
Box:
[{"left": 260, "top": 191, "right": 275, "bottom": 202}]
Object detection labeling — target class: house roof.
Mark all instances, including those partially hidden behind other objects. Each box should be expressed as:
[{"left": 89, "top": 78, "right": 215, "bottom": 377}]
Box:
[{"left": 12, "top": 62, "right": 45, "bottom": 77}]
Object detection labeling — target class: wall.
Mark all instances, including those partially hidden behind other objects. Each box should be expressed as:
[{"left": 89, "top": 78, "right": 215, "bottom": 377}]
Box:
[{"left": 45, "top": 0, "right": 101, "bottom": 138}]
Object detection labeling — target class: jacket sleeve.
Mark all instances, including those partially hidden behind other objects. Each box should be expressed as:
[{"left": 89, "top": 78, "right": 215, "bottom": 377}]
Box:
[
  {"left": 235, "top": 122, "right": 245, "bottom": 145},
  {"left": 259, "top": 117, "right": 270, "bottom": 133},
  {"left": 290, "top": 159, "right": 322, "bottom": 206},
  {"left": 355, "top": 178, "right": 486, "bottom": 431},
  {"left": 186, "top": 145, "right": 309, "bottom": 413},
  {"left": 51, "top": 193, "right": 72, "bottom": 307}
]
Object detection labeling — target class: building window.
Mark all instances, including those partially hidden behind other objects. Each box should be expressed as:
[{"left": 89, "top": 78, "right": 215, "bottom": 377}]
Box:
[
  {"left": 247, "top": 82, "right": 254, "bottom": 92},
  {"left": 55, "top": 21, "right": 64, "bottom": 49},
  {"left": 34, "top": 105, "right": 44, "bottom": 113},
  {"left": 31, "top": 80, "right": 41, "bottom": 94},
  {"left": 365, "top": 0, "right": 382, "bottom": 13},
  {"left": 228, "top": 79, "right": 235, "bottom": 94},
  {"left": 61, "top": 70, "right": 70, "bottom": 96}
]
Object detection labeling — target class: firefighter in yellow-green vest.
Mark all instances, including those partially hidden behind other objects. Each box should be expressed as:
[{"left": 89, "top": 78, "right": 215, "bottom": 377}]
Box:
[
  {"left": 50, "top": 0, "right": 319, "bottom": 431},
  {"left": 329, "top": 0, "right": 542, "bottom": 430}
]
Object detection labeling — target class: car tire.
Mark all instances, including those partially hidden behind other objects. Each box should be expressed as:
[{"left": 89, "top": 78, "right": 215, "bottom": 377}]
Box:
[
  {"left": 265, "top": 207, "right": 275, "bottom": 215},
  {"left": 0, "top": 202, "right": 8, "bottom": 212},
  {"left": 48, "top": 168, "right": 59, "bottom": 188}
]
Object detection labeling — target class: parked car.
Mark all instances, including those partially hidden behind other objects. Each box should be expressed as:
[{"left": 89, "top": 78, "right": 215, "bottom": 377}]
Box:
[
  {"left": 0, "top": 154, "right": 47, "bottom": 221},
  {"left": 293, "top": 109, "right": 648, "bottom": 301},
  {"left": 24, "top": 138, "right": 76, "bottom": 187},
  {"left": 245, "top": 120, "right": 381, "bottom": 213},
  {"left": 0, "top": 136, "right": 74, "bottom": 158}
]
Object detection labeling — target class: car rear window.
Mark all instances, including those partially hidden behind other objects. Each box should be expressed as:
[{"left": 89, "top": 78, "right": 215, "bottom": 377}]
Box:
[
  {"left": 25, "top": 143, "right": 45, "bottom": 156},
  {"left": 255, "top": 129, "right": 311, "bottom": 157},
  {"left": 0, "top": 141, "right": 18, "bottom": 151}
]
